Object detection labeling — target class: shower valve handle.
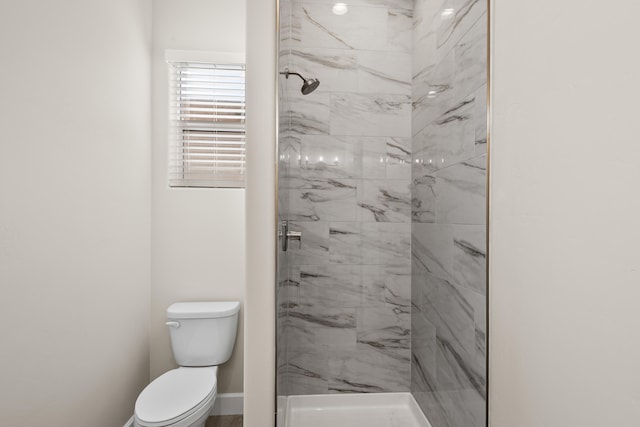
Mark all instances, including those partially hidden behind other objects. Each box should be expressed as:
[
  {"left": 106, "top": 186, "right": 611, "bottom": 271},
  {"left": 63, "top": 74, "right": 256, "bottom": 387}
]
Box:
[
  {"left": 287, "top": 231, "right": 302, "bottom": 248},
  {"left": 279, "top": 221, "right": 302, "bottom": 251}
]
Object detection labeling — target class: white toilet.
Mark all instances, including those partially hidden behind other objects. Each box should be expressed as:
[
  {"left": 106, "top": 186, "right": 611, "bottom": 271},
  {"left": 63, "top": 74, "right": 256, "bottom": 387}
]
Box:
[{"left": 134, "top": 301, "right": 240, "bottom": 427}]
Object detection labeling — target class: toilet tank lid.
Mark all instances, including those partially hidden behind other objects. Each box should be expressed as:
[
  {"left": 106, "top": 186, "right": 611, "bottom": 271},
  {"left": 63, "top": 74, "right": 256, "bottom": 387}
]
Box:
[{"left": 167, "top": 301, "right": 240, "bottom": 319}]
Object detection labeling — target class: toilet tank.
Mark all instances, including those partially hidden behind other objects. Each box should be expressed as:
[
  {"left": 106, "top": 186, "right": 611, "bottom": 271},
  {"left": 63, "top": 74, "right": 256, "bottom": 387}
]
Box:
[{"left": 166, "top": 301, "right": 240, "bottom": 367}]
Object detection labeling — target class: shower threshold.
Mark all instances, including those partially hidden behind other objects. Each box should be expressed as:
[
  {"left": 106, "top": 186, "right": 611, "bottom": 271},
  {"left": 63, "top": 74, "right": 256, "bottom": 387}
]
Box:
[{"left": 283, "top": 392, "right": 432, "bottom": 427}]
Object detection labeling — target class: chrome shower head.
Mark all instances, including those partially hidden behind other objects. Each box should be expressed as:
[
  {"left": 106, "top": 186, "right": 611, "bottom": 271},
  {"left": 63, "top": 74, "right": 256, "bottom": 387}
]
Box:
[
  {"left": 280, "top": 68, "right": 320, "bottom": 95},
  {"left": 301, "top": 78, "right": 320, "bottom": 95}
]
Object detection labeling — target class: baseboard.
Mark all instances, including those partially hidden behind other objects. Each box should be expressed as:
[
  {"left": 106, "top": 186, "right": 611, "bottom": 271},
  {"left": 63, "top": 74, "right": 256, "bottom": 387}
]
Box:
[
  {"left": 123, "top": 415, "right": 134, "bottom": 427},
  {"left": 124, "top": 392, "right": 243, "bottom": 425},
  {"left": 210, "top": 392, "right": 244, "bottom": 416}
]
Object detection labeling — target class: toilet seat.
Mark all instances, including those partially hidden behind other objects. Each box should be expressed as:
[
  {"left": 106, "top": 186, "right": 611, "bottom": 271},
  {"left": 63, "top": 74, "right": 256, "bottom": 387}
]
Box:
[{"left": 135, "top": 367, "right": 218, "bottom": 427}]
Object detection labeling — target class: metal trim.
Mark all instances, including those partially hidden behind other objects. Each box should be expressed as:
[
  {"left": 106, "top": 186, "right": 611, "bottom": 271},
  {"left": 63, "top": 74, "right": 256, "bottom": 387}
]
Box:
[
  {"left": 485, "top": 0, "right": 492, "bottom": 425},
  {"left": 273, "top": 0, "right": 281, "bottom": 424}
]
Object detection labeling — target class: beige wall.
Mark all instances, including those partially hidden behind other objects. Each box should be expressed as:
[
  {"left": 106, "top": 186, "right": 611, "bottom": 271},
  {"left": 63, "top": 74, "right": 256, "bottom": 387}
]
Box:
[
  {"left": 243, "top": 0, "right": 276, "bottom": 424},
  {"left": 0, "top": 1, "right": 152, "bottom": 426},
  {"left": 489, "top": 0, "right": 640, "bottom": 425},
  {"left": 150, "top": 0, "right": 247, "bottom": 393}
]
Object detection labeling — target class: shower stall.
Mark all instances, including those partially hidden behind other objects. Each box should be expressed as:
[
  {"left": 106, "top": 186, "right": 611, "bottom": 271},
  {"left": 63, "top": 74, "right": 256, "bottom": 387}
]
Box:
[{"left": 275, "top": 0, "right": 488, "bottom": 425}]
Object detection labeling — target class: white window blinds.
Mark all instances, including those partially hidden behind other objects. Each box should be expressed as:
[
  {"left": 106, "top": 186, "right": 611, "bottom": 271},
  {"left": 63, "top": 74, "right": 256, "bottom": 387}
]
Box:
[{"left": 168, "top": 61, "right": 246, "bottom": 188}]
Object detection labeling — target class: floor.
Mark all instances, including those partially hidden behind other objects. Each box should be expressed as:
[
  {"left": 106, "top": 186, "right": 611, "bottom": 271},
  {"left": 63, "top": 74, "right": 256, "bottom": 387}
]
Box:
[
  {"left": 284, "top": 393, "right": 431, "bottom": 427},
  {"left": 206, "top": 415, "right": 243, "bottom": 427},
  {"left": 203, "top": 394, "right": 429, "bottom": 427}
]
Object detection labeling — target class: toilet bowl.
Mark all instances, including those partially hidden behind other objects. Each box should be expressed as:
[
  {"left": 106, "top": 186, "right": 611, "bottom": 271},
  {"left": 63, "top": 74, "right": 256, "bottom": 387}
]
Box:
[
  {"left": 134, "top": 302, "right": 240, "bottom": 427},
  {"left": 134, "top": 367, "right": 217, "bottom": 427}
]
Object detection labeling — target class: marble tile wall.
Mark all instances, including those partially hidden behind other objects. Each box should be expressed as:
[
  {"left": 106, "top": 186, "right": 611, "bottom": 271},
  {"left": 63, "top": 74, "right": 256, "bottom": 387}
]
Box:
[
  {"left": 278, "top": 0, "right": 414, "bottom": 396},
  {"left": 278, "top": 0, "right": 488, "bottom": 421},
  {"left": 277, "top": 0, "right": 293, "bottom": 399},
  {"left": 410, "top": 0, "right": 487, "bottom": 426}
]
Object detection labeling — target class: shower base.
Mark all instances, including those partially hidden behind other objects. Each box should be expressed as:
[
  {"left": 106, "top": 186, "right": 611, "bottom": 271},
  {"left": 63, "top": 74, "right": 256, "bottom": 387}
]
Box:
[{"left": 283, "top": 392, "right": 431, "bottom": 427}]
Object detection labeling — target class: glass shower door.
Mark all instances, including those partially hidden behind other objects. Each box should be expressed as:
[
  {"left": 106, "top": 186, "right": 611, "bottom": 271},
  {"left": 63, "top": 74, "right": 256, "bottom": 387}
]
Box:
[{"left": 275, "top": 0, "right": 489, "bottom": 425}]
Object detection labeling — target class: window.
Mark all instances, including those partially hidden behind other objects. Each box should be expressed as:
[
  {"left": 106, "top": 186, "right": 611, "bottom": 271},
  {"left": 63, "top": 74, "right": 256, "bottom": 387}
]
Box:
[{"left": 167, "top": 52, "right": 246, "bottom": 188}]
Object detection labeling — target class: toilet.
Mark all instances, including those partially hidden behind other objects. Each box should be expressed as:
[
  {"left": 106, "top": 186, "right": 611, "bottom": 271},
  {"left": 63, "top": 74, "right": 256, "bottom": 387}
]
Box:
[{"left": 134, "top": 301, "right": 240, "bottom": 427}]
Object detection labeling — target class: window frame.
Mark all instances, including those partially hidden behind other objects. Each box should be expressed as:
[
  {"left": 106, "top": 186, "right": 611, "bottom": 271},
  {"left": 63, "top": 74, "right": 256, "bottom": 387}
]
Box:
[{"left": 165, "top": 50, "right": 246, "bottom": 189}]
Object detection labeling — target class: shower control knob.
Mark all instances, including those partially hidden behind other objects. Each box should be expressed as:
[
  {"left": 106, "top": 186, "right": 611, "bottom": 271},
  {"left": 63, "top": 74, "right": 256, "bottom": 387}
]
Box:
[
  {"left": 287, "top": 230, "right": 302, "bottom": 249},
  {"left": 280, "top": 221, "right": 302, "bottom": 251}
]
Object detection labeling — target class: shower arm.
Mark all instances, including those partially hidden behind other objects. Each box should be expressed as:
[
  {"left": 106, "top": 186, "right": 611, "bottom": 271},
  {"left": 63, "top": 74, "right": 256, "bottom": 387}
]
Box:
[{"left": 279, "top": 68, "right": 306, "bottom": 83}]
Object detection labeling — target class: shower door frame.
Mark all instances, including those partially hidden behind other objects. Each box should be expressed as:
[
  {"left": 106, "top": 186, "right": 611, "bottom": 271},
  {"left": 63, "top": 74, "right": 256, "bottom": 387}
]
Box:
[{"left": 271, "top": 0, "right": 493, "bottom": 425}]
